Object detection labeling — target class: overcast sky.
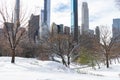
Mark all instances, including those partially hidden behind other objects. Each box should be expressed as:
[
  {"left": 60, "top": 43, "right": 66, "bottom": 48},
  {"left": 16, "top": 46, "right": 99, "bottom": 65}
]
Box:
[{"left": 0, "top": 0, "right": 120, "bottom": 30}]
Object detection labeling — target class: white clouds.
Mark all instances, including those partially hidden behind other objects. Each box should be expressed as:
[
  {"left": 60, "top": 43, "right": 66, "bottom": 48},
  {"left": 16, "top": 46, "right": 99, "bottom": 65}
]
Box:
[{"left": 50, "top": 0, "right": 70, "bottom": 26}]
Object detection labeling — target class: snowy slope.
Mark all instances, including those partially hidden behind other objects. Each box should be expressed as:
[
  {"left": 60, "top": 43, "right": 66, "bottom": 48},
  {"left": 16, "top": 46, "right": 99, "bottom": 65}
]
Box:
[{"left": 0, "top": 57, "right": 119, "bottom": 80}]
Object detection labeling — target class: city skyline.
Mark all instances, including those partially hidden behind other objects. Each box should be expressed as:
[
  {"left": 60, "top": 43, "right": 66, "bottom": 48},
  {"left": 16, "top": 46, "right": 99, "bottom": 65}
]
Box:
[{"left": 0, "top": 0, "right": 120, "bottom": 30}]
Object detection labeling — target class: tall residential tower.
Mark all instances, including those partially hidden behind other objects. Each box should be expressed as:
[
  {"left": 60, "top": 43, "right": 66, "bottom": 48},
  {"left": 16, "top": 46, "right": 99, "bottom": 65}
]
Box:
[
  {"left": 40, "top": 0, "right": 51, "bottom": 39},
  {"left": 81, "top": 2, "right": 89, "bottom": 34},
  {"left": 112, "top": 18, "right": 120, "bottom": 38},
  {"left": 71, "top": 0, "right": 78, "bottom": 42},
  {"left": 14, "top": 0, "right": 20, "bottom": 27},
  {"left": 44, "top": 0, "right": 50, "bottom": 28}
]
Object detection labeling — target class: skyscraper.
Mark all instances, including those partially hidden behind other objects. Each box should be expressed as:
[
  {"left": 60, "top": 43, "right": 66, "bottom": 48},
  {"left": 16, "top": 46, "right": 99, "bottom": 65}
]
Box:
[
  {"left": 40, "top": 10, "right": 44, "bottom": 25},
  {"left": 95, "top": 26, "right": 100, "bottom": 42},
  {"left": 28, "top": 14, "right": 40, "bottom": 43},
  {"left": 81, "top": 2, "right": 89, "bottom": 34},
  {"left": 14, "top": 0, "right": 20, "bottom": 21},
  {"left": 40, "top": 0, "right": 51, "bottom": 39},
  {"left": 14, "top": 0, "right": 20, "bottom": 28},
  {"left": 71, "top": 0, "right": 78, "bottom": 42},
  {"left": 112, "top": 18, "right": 120, "bottom": 38},
  {"left": 44, "top": 0, "right": 50, "bottom": 29}
]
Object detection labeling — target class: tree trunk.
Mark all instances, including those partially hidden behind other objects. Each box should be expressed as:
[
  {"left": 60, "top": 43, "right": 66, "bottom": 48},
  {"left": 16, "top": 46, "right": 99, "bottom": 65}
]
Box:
[
  {"left": 116, "top": 56, "right": 120, "bottom": 63},
  {"left": 11, "top": 48, "right": 15, "bottom": 63},
  {"left": 67, "top": 55, "right": 70, "bottom": 67},
  {"left": 60, "top": 55, "right": 67, "bottom": 67},
  {"left": 106, "top": 52, "right": 109, "bottom": 68}
]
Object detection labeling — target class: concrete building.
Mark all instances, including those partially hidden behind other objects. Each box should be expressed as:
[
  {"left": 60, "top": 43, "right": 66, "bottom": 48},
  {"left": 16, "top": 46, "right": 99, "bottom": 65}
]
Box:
[
  {"left": 95, "top": 26, "right": 100, "bottom": 42},
  {"left": 50, "top": 23, "right": 70, "bottom": 35},
  {"left": 81, "top": 2, "right": 89, "bottom": 34},
  {"left": 57, "top": 24, "right": 64, "bottom": 34},
  {"left": 28, "top": 14, "right": 40, "bottom": 43},
  {"left": 88, "top": 29, "right": 94, "bottom": 35},
  {"left": 14, "top": 0, "right": 20, "bottom": 28},
  {"left": 50, "top": 23, "right": 58, "bottom": 35},
  {"left": 40, "top": 10, "right": 44, "bottom": 27},
  {"left": 4, "top": 22, "right": 14, "bottom": 32},
  {"left": 64, "top": 26, "right": 70, "bottom": 35},
  {"left": 50, "top": 23, "right": 64, "bottom": 35},
  {"left": 112, "top": 18, "right": 120, "bottom": 38},
  {"left": 71, "top": 0, "right": 78, "bottom": 42}
]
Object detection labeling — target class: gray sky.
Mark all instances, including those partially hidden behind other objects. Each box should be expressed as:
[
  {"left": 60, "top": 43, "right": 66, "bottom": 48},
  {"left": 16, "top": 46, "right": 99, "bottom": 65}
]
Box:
[{"left": 0, "top": 0, "right": 120, "bottom": 30}]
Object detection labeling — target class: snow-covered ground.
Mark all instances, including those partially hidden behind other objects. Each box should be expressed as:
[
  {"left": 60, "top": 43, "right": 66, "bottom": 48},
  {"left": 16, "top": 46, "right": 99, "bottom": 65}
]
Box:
[{"left": 0, "top": 57, "right": 119, "bottom": 80}]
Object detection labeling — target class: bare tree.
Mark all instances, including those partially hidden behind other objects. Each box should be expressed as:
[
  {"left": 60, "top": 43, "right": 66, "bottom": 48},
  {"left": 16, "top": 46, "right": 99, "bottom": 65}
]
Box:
[
  {"left": 0, "top": 0, "right": 29, "bottom": 63},
  {"left": 99, "top": 26, "right": 119, "bottom": 68},
  {"left": 48, "top": 34, "right": 80, "bottom": 67}
]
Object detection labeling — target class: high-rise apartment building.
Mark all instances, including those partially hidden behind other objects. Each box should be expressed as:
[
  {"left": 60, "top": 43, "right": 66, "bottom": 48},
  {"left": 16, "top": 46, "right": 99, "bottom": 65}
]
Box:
[
  {"left": 81, "top": 2, "right": 89, "bottom": 34},
  {"left": 28, "top": 14, "right": 40, "bottom": 43},
  {"left": 14, "top": 0, "right": 20, "bottom": 28},
  {"left": 14, "top": 0, "right": 20, "bottom": 21},
  {"left": 112, "top": 18, "right": 120, "bottom": 38},
  {"left": 43, "top": 0, "right": 50, "bottom": 29},
  {"left": 95, "top": 26, "right": 100, "bottom": 42},
  {"left": 40, "top": 10, "right": 44, "bottom": 26},
  {"left": 57, "top": 24, "right": 64, "bottom": 34},
  {"left": 40, "top": 0, "right": 51, "bottom": 39},
  {"left": 64, "top": 26, "right": 70, "bottom": 35},
  {"left": 71, "top": 0, "right": 78, "bottom": 42}
]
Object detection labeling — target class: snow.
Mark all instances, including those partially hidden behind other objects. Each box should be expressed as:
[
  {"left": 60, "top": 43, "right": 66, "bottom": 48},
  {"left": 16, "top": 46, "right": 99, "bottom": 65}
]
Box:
[{"left": 0, "top": 57, "right": 119, "bottom": 80}]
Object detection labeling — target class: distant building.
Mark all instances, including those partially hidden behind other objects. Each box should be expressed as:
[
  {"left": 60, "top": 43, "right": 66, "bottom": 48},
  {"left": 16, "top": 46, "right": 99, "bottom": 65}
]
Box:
[
  {"left": 0, "top": 28, "right": 4, "bottom": 39},
  {"left": 88, "top": 29, "right": 94, "bottom": 35},
  {"left": 14, "top": 0, "right": 20, "bottom": 27},
  {"left": 40, "top": 0, "right": 51, "bottom": 39},
  {"left": 50, "top": 23, "right": 70, "bottom": 35},
  {"left": 28, "top": 14, "right": 40, "bottom": 43},
  {"left": 40, "top": 10, "right": 44, "bottom": 27},
  {"left": 57, "top": 24, "right": 64, "bottom": 34},
  {"left": 64, "top": 26, "right": 70, "bottom": 35},
  {"left": 112, "top": 18, "right": 120, "bottom": 38},
  {"left": 4, "top": 22, "right": 14, "bottom": 32},
  {"left": 44, "top": 0, "right": 51, "bottom": 29},
  {"left": 95, "top": 26, "right": 100, "bottom": 42},
  {"left": 50, "top": 23, "right": 64, "bottom": 35},
  {"left": 81, "top": 2, "right": 89, "bottom": 34},
  {"left": 50, "top": 23, "right": 57, "bottom": 36},
  {"left": 71, "top": 0, "right": 78, "bottom": 42}
]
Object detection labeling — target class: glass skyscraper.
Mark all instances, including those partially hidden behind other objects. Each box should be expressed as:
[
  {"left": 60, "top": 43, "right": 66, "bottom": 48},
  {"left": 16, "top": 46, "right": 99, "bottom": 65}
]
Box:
[
  {"left": 44, "top": 0, "right": 50, "bottom": 29},
  {"left": 112, "top": 18, "right": 120, "bottom": 38},
  {"left": 71, "top": 0, "right": 78, "bottom": 42},
  {"left": 40, "top": 0, "right": 50, "bottom": 39}
]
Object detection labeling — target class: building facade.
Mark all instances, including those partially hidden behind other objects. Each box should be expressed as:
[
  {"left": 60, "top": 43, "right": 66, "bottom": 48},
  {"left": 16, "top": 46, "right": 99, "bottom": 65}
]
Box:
[
  {"left": 40, "top": 10, "right": 44, "bottom": 26},
  {"left": 71, "top": 0, "right": 78, "bottom": 42},
  {"left": 28, "top": 14, "right": 40, "bottom": 43},
  {"left": 112, "top": 18, "right": 120, "bottom": 38},
  {"left": 64, "top": 26, "right": 70, "bottom": 35},
  {"left": 44, "top": 0, "right": 51, "bottom": 29},
  {"left": 57, "top": 24, "right": 64, "bottom": 34},
  {"left": 81, "top": 2, "right": 89, "bottom": 34},
  {"left": 95, "top": 26, "right": 100, "bottom": 42},
  {"left": 40, "top": 0, "right": 51, "bottom": 39}
]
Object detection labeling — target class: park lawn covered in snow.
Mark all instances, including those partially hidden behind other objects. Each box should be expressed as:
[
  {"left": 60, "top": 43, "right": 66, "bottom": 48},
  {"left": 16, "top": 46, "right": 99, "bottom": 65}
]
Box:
[{"left": 0, "top": 57, "right": 119, "bottom": 80}]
